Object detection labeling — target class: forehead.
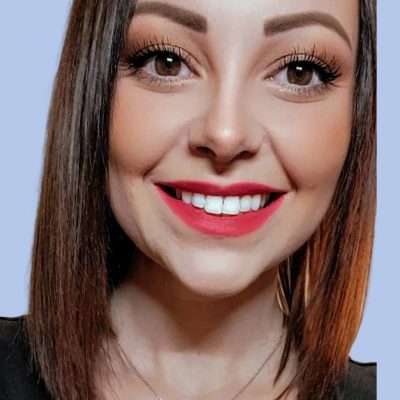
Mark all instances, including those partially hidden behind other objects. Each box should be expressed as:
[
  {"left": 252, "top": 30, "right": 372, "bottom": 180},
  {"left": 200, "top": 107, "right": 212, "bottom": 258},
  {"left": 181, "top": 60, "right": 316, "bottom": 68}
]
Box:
[{"left": 133, "top": 0, "right": 359, "bottom": 48}]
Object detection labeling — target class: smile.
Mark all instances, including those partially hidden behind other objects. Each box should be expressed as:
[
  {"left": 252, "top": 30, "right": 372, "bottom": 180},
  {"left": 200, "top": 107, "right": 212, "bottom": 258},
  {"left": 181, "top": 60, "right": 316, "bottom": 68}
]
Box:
[{"left": 155, "top": 180, "right": 286, "bottom": 237}]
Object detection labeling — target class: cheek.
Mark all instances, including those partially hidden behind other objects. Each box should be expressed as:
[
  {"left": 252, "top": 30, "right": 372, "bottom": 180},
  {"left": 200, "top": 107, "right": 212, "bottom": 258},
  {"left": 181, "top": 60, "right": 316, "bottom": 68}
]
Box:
[
  {"left": 253, "top": 92, "right": 353, "bottom": 255},
  {"left": 109, "top": 80, "right": 186, "bottom": 173},
  {"left": 266, "top": 93, "right": 352, "bottom": 192}
]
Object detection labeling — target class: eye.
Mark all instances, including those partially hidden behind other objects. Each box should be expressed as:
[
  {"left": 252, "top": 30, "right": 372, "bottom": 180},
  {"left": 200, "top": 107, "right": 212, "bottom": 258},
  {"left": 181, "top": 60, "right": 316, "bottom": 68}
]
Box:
[
  {"left": 274, "top": 61, "right": 325, "bottom": 87},
  {"left": 265, "top": 49, "right": 342, "bottom": 98},
  {"left": 140, "top": 51, "right": 193, "bottom": 79},
  {"left": 122, "top": 40, "right": 196, "bottom": 87}
]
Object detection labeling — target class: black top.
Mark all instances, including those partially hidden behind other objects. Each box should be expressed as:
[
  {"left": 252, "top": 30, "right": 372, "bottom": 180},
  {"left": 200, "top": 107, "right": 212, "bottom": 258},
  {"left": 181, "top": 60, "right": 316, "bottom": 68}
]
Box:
[{"left": 0, "top": 316, "right": 376, "bottom": 400}]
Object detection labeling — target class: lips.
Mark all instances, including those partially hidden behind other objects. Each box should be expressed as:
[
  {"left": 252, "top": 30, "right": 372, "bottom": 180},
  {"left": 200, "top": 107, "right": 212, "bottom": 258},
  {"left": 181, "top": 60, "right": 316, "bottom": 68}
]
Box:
[
  {"left": 155, "top": 180, "right": 286, "bottom": 237},
  {"left": 156, "top": 180, "right": 281, "bottom": 196}
]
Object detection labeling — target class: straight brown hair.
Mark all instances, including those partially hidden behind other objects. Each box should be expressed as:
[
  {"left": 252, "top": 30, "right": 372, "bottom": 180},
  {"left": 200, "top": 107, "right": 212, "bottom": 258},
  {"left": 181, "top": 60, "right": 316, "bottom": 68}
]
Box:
[{"left": 26, "top": 0, "right": 376, "bottom": 399}]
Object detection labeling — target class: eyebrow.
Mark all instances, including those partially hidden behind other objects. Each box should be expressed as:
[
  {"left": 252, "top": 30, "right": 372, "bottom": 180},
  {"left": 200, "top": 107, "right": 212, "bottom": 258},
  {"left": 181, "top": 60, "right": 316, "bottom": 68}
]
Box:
[
  {"left": 264, "top": 12, "right": 352, "bottom": 49},
  {"left": 134, "top": 1, "right": 208, "bottom": 33}
]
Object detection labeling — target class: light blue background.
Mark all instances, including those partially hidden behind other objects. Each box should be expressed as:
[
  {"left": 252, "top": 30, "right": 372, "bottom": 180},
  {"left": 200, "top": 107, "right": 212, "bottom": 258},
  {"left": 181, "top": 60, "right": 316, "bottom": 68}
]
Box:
[{"left": 0, "top": 2, "right": 397, "bottom": 398}]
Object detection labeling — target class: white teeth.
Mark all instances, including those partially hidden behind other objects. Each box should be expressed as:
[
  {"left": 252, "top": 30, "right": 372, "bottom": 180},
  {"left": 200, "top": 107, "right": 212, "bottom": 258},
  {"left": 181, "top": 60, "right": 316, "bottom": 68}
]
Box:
[
  {"left": 177, "top": 190, "right": 270, "bottom": 215},
  {"left": 240, "top": 195, "right": 252, "bottom": 212},
  {"left": 204, "top": 196, "right": 223, "bottom": 215},
  {"left": 192, "top": 193, "right": 206, "bottom": 208},
  {"left": 222, "top": 196, "right": 240, "bottom": 215},
  {"left": 251, "top": 194, "right": 261, "bottom": 211},
  {"left": 182, "top": 191, "right": 192, "bottom": 204}
]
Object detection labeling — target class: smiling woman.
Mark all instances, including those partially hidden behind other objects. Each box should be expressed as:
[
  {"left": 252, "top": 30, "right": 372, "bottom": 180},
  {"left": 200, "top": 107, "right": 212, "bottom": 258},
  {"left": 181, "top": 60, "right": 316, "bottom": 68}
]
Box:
[{"left": 0, "top": 1, "right": 376, "bottom": 400}]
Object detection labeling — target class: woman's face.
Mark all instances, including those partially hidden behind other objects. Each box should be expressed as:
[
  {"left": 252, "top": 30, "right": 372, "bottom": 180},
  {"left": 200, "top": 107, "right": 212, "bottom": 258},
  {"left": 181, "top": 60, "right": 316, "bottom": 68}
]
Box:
[{"left": 108, "top": 0, "right": 358, "bottom": 297}]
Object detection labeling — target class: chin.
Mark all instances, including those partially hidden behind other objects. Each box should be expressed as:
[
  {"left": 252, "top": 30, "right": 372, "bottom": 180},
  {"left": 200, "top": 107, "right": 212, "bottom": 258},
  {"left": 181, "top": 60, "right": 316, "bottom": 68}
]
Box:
[
  {"left": 171, "top": 260, "right": 266, "bottom": 299},
  {"left": 181, "top": 280, "right": 249, "bottom": 299}
]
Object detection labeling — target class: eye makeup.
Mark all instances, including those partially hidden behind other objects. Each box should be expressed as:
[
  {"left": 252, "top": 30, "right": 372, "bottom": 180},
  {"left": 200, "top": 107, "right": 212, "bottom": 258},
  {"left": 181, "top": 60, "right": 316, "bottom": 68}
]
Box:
[
  {"left": 119, "top": 35, "right": 345, "bottom": 99},
  {"left": 264, "top": 45, "right": 343, "bottom": 98},
  {"left": 119, "top": 36, "right": 198, "bottom": 88}
]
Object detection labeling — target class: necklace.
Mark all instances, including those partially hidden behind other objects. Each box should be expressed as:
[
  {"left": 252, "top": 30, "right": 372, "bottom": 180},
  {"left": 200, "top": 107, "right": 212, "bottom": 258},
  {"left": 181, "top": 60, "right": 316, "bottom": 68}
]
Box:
[{"left": 117, "top": 328, "right": 286, "bottom": 400}]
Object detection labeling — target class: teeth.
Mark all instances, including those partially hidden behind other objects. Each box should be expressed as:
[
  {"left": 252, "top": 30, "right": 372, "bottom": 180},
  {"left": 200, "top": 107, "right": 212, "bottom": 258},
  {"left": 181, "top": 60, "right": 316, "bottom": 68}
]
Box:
[
  {"left": 192, "top": 193, "right": 206, "bottom": 208},
  {"left": 222, "top": 196, "right": 240, "bottom": 215},
  {"left": 240, "top": 195, "right": 252, "bottom": 212},
  {"left": 205, "top": 196, "right": 223, "bottom": 215},
  {"left": 251, "top": 194, "right": 261, "bottom": 211},
  {"left": 182, "top": 191, "right": 192, "bottom": 204},
  {"left": 179, "top": 191, "right": 270, "bottom": 215}
]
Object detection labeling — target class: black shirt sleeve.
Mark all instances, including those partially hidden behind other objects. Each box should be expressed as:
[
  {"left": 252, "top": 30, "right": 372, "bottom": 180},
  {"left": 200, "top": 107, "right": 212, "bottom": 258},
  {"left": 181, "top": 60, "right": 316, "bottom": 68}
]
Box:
[
  {"left": 0, "top": 316, "right": 51, "bottom": 400},
  {"left": 336, "top": 359, "right": 377, "bottom": 400}
]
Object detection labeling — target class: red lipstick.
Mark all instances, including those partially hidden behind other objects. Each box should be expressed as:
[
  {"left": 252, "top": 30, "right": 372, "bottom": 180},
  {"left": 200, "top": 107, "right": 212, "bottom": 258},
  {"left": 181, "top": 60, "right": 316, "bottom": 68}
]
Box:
[
  {"left": 155, "top": 180, "right": 286, "bottom": 237},
  {"left": 156, "top": 180, "right": 281, "bottom": 196}
]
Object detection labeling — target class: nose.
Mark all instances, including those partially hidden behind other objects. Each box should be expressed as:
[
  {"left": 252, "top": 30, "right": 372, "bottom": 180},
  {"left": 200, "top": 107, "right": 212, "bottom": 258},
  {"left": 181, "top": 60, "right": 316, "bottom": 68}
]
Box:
[{"left": 188, "top": 83, "right": 263, "bottom": 165}]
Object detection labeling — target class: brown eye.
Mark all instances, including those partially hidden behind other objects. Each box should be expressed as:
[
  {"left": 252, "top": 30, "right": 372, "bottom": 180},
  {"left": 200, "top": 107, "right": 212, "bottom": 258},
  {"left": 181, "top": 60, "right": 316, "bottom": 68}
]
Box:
[
  {"left": 267, "top": 51, "right": 341, "bottom": 97},
  {"left": 127, "top": 44, "right": 194, "bottom": 85},
  {"left": 154, "top": 53, "right": 182, "bottom": 76},
  {"left": 286, "top": 62, "right": 315, "bottom": 85}
]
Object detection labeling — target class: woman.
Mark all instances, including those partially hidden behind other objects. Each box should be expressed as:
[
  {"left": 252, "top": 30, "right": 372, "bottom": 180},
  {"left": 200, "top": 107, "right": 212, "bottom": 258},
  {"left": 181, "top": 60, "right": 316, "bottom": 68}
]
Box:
[{"left": 0, "top": 0, "right": 376, "bottom": 399}]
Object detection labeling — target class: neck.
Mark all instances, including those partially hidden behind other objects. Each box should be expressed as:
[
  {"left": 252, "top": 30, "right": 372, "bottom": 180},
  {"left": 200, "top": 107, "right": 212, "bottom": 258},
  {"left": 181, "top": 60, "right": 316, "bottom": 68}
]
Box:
[
  {"left": 111, "top": 254, "right": 283, "bottom": 354},
  {"left": 107, "top": 254, "right": 291, "bottom": 399}
]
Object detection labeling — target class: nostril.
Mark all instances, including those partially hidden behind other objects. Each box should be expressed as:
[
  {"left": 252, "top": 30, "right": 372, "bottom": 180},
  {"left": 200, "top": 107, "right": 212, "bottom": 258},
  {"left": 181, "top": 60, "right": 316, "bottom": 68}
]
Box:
[
  {"left": 238, "top": 150, "right": 253, "bottom": 160},
  {"left": 195, "top": 147, "right": 251, "bottom": 162},
  {"left": 197, "top": 147, "right": 214, "bottom": 156}
]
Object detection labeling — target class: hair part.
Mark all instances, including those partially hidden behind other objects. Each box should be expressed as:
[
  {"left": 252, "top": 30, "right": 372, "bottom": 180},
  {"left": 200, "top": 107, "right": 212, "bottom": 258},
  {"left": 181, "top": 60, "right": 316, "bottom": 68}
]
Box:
[{"left": 26, "top": 0, "right": 376, "bottom": 399}]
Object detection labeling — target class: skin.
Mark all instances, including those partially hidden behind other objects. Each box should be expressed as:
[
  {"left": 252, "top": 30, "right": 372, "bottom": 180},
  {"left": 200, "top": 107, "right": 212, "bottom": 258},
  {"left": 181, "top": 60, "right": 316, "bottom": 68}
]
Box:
[{"left": 103, "top": 0, "right": 359, "bottom": 398}]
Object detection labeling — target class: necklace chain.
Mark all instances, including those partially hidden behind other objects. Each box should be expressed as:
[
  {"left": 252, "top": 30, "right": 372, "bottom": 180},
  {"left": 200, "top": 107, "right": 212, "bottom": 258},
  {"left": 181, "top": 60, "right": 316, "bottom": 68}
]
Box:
[{"left": 117, "top": 328, "right": 286, "bottom": 400}]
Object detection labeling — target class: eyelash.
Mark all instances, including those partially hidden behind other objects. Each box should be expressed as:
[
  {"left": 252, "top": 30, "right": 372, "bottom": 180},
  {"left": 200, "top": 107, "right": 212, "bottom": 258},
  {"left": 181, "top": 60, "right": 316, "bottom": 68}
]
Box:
[
  {"left": 268, "top": 46, "right": 342, "bottom": 97},
  {"left": 121, "top": 37, "right": 195, "bottom": 88},
  {"left": 121, "top": 38, "right": 342, "bottom": 97}
]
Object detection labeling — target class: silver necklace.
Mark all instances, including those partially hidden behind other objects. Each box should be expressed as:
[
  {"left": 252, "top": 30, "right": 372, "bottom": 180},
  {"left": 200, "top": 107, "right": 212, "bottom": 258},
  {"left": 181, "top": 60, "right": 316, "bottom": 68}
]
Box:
[{"left": 117, "top": 328, "right": 286, "bottom": 400}]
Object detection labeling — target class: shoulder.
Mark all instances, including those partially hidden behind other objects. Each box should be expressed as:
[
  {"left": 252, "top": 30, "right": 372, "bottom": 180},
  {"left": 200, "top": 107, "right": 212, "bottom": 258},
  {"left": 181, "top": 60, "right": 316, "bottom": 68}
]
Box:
[
  {"left": 0, "top": 315, "right": 51, "bottom": 400},
  {"left": 337, "top": 358, "right": 377, "bottom": 400},
  {"left": 0, "top": 315, "right": 27, "bottom": 367}
]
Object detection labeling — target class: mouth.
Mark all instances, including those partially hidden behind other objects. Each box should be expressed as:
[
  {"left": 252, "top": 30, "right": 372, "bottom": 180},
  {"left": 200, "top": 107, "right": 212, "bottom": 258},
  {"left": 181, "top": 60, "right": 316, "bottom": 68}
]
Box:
[
  {"left": 157, "top": 184, "right": 281, "bottom": 215},
  {"left": 155, "top": 181, "right": 286, "bottom": 237}
]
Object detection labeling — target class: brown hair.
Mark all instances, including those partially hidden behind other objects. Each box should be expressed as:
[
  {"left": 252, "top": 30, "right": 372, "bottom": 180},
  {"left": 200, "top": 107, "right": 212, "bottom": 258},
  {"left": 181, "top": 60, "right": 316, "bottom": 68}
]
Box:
[{"left": 26, "top": 0, "right": 376, "bottom": 399}]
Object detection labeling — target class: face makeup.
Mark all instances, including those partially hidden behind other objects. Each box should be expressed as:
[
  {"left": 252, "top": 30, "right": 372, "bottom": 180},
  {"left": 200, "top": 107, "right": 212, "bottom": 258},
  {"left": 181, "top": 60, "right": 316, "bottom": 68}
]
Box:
[{"left": 108, "top": 0, "right": 358, "bottom": 297}]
